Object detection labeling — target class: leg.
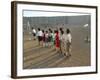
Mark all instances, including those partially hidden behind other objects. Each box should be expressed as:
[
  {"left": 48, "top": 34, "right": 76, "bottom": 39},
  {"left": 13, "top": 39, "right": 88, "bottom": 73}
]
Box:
[{"left": 67, "top": 43, "right": 71, "bottom": 56}]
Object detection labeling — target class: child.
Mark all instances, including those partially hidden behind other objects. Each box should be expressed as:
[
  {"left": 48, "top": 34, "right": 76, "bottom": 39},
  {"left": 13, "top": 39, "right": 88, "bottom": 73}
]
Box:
[
  {"left": 53, "top": 30, "right": 56, "bottom": 45},
  {"left": 55, "top": 30, "right": 60, "bottom": 53},
  {"left": 60, "top": 30, "right": 66, "bottom": 56},
  {"left": 49, "top": 29, "right": 54, "bottom": 46},
  {"left": 42, "top": 30, "right": 46, "bottom": 47},
  {"left": 59, "top": 28, "right": 63, "bottom": 54},
  {"left": 45, "top": 31, "right": 49, "bottom": 47},
  {"left": 32, "top": 27, "right": 36, "bottom": 40},
  {"left": 48, "top": 29, "right": 52, "bottom": 47},
  {"left": 37, "top": 28, "right": 43, "bottom": 46},
  {"left": 66, "top": 28, "right": 72, "bottom": 57},
  {"left": 50, "top": 30, "right": 54, "bottom": 46}
]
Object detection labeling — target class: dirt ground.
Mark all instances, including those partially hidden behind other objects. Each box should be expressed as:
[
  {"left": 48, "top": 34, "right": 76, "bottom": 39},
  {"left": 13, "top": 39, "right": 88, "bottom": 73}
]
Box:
[{"left": 23, "top": 24, "right": 91, "bottom": 69}]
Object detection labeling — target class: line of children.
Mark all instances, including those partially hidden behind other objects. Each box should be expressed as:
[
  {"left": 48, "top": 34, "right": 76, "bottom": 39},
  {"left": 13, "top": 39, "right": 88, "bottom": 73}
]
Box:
[{"left": 35, "top": 28, "right": 72, "bottom": 57}]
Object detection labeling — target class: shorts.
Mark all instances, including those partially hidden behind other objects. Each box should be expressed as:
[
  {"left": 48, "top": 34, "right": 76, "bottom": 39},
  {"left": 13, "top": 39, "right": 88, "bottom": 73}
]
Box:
[
  {"left": 45, "top": 37, "right": 49, "bottom": 42},
  {"left": 38, "top": 36, "right": 42, "bottom": 41},
  {"left": 48, "top": 36, "right": 52, "bottom": 42},
  {"left": 33, "top": 33, "right": 36, "bottom": 36}
]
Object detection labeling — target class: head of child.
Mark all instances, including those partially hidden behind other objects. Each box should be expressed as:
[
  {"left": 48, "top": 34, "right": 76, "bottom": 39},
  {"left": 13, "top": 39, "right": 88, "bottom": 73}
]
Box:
[
  {"left": 56, "top": 30, "right": 59, "bottom": 34},
  {"left": 61, "top": 30, "right": 64, "bottom": 35},
  {"left": 32, "top": 27, "right": 33, "bottom": 30},
  {"left": 42, "top": 30, "right": 44, "bottom": 33},
  {"left": 59, "top": 28, "right": 63, "bottom": 31},
  {"left": 49, "top": 28, "right": 51, "bottom": 31},
  {"left": 54, "top": 30, "right": 56, "bottom": 33},
  {"left": 66, "top": 28, "right": 70, "bottom": 34},
  {"left": 50, "top": 30, "right": 52, "bottom": 33},
  {"left": 38, "top": 28, "right": 40, "bottom": 31},
  {"left": 46, "top": 31, "right": 48, "bottom": 34}
]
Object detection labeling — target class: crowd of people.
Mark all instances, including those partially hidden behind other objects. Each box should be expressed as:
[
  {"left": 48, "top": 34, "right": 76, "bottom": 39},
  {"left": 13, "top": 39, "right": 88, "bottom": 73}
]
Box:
[{"left": 31, "top": 27, "right": 72, "bottom": 57}]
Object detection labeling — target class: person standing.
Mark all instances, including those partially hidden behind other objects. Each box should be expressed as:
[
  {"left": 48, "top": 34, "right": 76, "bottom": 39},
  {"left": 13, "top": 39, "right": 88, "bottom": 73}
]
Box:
[
  {"left": 53, "top": 30, "right": 56, "bottom": 45},
  {"left": 59, "top": 28, "right": 63, "bottom": 54},
  {"left": 37, "top": 28, "right": 43, "bottom": 46},
  {"left": 50, "top": 30, "right": 54, "bottom": 46},
  {"left": 32, "top": 28, "right": 36, "bottom": 40},
  {"left": 48, "top": 29, "right": 52, "bottom": 47},
  {"left": 42, "top": 30, "right": 46, "bottom": 47},
  {"left": 48, "top": 29, "right": 54, "bottom": 47},
  {"left": 60, "top": 30, "right": 66, "bottom": 56},
  {"left": 66, "top": 28, "right": 72, "bottom": 57},
  {"left": 45, "top": 31, "right": 49, "bottom": 47},
  {"left": 55, "top": 30, "right": 60, "bottom": 53}
]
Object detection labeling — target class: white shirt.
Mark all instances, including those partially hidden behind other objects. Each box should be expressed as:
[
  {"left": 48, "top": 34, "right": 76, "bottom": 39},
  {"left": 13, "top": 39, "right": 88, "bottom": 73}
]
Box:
[
  {"left": 32, "top": 29, "right": 36, "bottom": 33},
  {"left": 37, "top": 31, "right": 43, "bottom": 37},
  {"left": 67, "top": 33, "right": 72, "bottom": 43},
  {"left": 59, "top": 31, "right": 61, "bottom": 40},
  {"left": 45, "top": 33, "right": 49, "bottom": 38},
  {"left": 60, "top": 34, "right": 66, "bottom": 41},
  {"left": 61, "top": 33, "right": 72, "bottom": 43}
]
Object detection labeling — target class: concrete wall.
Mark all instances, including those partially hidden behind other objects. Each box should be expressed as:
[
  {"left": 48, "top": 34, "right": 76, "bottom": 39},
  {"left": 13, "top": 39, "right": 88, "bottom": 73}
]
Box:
[
  {"left": 23, "top": 15, "right": 90, "bottom": 30},
  {"left": 67, "top": 15, "right": 91, "bottom": 25}
]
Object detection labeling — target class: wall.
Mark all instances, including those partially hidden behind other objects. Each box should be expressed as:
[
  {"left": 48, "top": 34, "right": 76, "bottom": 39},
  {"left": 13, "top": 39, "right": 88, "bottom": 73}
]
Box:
[
  {"left": 0, "top": 0, "right": 99, "bottom": 80},
  {"left": 23, "top": 15, "right": 90, "bottom": 26},
  {"left": 67, "top": 15, "right": 90, "bottom": 25}
]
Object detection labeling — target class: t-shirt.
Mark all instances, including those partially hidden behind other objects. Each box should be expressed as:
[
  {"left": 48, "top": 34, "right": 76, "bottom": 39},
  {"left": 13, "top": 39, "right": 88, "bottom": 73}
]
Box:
[
  {"left": 60, "top": 34, "right": 66, "bottom": 41},
  {"left": 45, "top": 33, "right": 49, "bottom": 38},
  {"left": 59, "top": 31, "right": 61, "bottom": 40},
  {"left": 32, "top": 29, "right": 36, "bottom": 33},
  {"left": 67, "top": 33, "right": 72, "bottom": 43},
  {"left": 61, "top": 33, "right": 72, "bottom": 43},
  {"left": 37, "top": 31, "right": 43, "bottom": 37}
]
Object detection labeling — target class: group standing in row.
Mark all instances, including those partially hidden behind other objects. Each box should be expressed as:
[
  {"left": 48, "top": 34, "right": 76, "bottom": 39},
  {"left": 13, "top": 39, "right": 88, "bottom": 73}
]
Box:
[{"left": 32, "top": 27, "right": 72, "bottom": 57}]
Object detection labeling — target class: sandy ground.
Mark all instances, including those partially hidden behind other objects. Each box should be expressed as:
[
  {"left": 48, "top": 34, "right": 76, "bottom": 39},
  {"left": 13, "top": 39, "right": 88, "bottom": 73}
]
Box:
[{"left": 23, "top": 24, "right": 91, "bottom": 69}]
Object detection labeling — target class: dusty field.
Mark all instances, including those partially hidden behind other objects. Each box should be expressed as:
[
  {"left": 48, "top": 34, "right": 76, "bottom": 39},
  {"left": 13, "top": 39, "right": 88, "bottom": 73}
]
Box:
[{"left": 23, "top": 24, "right": 91, "bottom": 69}]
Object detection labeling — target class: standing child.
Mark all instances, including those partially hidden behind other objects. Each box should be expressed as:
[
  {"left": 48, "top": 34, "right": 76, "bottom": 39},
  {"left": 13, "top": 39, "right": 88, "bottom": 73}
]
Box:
[
  {"left": 50, "top": 30, "right": 54, "bottom": 46},
  {"left": 37, "top": 28, "right": 43, "bottom": 46},
  {"left": 66, "top": 28, "right": 72, "bottom": 57},
  {"left": 59, "top": 28, "right": 63, "bottom": 54},
  {"left": 60, "top": 30, "right": 66, "bottom": 56},
  {"left": 48, "top": 29, "right": 52, "bottom": 47},
  {"left": 55, "top": 30, "right": 60, "bottom": 53},
  {"left": 49, "top": 29, "right": 54, "bottom": 46},
  {"left": 45, "top": 31, "right": 49, "bottom": 47},
  {"left": 32, "top": 28, "right": 36, "bottom": 40},
  {"left": 53, "top": 30, "right": 56, "bottom": 45},
  {"left": 42, "top": 30, "right": 46, "bottom": 47}
]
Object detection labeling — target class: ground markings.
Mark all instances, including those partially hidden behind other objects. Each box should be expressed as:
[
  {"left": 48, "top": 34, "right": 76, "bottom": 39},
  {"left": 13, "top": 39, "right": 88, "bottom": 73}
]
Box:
[{"left": 23, "top": 47, "right": 57, "bottom": 69}]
